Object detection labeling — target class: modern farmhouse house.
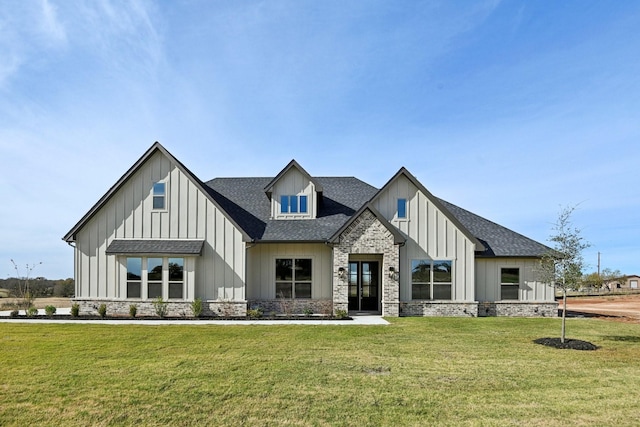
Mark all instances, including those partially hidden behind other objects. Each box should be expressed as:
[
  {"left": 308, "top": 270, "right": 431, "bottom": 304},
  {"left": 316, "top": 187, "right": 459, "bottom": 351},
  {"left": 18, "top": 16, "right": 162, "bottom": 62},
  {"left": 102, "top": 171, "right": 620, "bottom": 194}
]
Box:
[{"left": 63, "top": 142, "right": 557, "bottom": 317}]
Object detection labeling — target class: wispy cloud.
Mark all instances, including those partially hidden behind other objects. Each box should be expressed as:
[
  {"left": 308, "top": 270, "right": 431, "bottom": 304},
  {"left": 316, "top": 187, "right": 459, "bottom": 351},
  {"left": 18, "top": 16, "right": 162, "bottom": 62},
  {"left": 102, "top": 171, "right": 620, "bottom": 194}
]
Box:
[
  {"left": 0, "top": 1, "right": 68, "bottom": 88},
  {"left": 39, "top": 0, "right": 67, "bottom": 45},
  {"left": 67, "top": 0, "right": 164, "bottom": 82},
  {"left": 0, "top": 0, "right": 163, "bottom": 89}
]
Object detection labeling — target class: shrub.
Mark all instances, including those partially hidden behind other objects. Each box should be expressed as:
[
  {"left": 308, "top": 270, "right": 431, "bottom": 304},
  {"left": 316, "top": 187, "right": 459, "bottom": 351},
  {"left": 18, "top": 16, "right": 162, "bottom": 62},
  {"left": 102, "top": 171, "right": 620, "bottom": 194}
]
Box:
[
  {"left": 191, "top": 298, "right": 203, "bottom": 318},
  {"left": 71, "top": 303, "right": 80, "bottom": 317},
  {"left": 334, "top": 309, "right": 348, "bottom": 319},
  {"left": 98, "top": 303, "right": 107, "bottom": 318},
  {"left": 129, "top": 304, "right": 137, "bottom": 318},
  {"left": 303, "top": 306, "right": 313, "bottom": 316},
  {"left": 26, "top": 306, "right": 39, "bottom": 317},
  {"left": 44, "top": 305, "right": 56, "bottom": 317},
  {"left": 10, "top": 310, "right": 19, "bottom": 318},
  {"left": 247, "top": 307, "right": 263, "bottom": 319},
  {"left": 153, "top": 297, "right": 168, "bottom": 318}
]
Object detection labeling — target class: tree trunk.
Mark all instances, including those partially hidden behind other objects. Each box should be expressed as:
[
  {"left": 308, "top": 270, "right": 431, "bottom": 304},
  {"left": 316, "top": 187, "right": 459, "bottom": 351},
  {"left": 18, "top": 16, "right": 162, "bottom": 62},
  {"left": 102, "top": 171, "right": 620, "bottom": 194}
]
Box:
[{"left": 561, "top": 289, "right": 567, "bottom": 344}]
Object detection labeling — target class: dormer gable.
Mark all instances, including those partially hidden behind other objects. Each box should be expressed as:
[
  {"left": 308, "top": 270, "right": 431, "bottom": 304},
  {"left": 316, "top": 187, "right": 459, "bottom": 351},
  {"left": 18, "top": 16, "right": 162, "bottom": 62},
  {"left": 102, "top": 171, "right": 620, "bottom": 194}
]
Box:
[
  {"left": 264, "top": 160, "right": 323, "bottom": 219},
  {"left": 370, "top": 167, "right": 485, "bottom": 252}
]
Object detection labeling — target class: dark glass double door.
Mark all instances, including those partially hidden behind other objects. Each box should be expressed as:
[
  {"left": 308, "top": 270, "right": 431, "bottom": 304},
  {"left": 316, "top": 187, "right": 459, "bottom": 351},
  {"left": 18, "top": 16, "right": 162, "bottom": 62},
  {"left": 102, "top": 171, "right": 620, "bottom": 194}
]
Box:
[{"left": 348, "top": 261, "right": 380, "bottom": 312}]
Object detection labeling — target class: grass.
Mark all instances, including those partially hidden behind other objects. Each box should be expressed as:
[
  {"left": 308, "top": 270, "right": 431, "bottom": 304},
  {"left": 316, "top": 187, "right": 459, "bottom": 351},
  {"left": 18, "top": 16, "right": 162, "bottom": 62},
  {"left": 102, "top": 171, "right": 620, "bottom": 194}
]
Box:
[{"left": 1, "top": 318, "right": 639, "bottom": 426}]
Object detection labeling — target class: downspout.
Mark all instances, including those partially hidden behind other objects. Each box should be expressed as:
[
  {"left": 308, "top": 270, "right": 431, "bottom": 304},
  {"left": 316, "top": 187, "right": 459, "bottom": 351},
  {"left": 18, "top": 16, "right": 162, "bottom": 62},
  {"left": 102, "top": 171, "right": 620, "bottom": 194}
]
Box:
[{"left": 244, "top": 239, "right": 257, "bottom": 305}]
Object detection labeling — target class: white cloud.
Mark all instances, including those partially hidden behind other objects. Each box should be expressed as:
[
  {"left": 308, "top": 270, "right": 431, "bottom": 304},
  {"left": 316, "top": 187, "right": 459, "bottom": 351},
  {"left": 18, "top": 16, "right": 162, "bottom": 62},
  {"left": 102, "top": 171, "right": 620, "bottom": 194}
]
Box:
[{"left": 39, "top": 0, "right": 67, "bottom": 44}]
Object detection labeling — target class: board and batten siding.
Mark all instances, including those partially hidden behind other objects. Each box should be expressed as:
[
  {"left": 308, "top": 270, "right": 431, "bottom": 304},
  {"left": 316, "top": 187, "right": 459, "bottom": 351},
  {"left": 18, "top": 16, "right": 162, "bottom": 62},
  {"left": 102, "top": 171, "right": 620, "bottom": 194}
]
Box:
[
  {"left": 74, "top": 151, "right": 245, "bottom": 301},
  {"left": 475, "top": 258, "right": 555, "bottom": 302},
  {"left": 246, "top": 243, "right": 332, "bottom": 299},
  {"left": 271, "top": 168, "right": 317, "bottom": 219},
  {"left": 372, "top": 174, "right": 476, "bottom": 302}
]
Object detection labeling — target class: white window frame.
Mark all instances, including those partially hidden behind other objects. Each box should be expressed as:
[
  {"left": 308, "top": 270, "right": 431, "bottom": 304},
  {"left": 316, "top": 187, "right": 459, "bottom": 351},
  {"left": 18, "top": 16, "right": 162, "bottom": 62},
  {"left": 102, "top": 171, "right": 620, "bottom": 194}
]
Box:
[
  {"left": 396, "top": 198, "right": 408, "bottom": 221},
  {"left": 124, "top": 256, "right": 185, "bottom": 300},
  {"left": 279, "top": 194, "right": 309, "bottom": 215},
  {"left": 152, "top": 181, "right": 167, "bottom": 211}
]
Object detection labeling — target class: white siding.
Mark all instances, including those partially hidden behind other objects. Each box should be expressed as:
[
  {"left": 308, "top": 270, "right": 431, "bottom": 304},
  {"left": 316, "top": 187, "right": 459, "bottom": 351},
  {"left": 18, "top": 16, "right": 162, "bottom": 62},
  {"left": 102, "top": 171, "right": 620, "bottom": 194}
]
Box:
[
  {"left": 271, "top": 168, "right": 316, "bottom": 219},
  {"left": 475, "top": 258, "right": 555, "bottom": 302},
  {"left": 74, "top": 151, "right": 245, "bottom": 301},
  {"left": 372, "top": 174, "right": 476, "bottom": 302},
  {"left": 246, "top": 243, "right": 332, "bottom": 299}
]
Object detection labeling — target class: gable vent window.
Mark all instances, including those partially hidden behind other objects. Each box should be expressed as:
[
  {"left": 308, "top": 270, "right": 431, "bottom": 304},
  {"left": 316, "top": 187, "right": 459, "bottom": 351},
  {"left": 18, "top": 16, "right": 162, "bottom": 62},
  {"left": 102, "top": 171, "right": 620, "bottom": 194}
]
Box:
[
  {"left": 397, "top": 198, "right": 407, "bottom": 219},
  {"left": 280, "top": 195, "right": 308, "bottom": 214},
  {"left": 153, "top": 182, "right": 166, "bottom": 210}
]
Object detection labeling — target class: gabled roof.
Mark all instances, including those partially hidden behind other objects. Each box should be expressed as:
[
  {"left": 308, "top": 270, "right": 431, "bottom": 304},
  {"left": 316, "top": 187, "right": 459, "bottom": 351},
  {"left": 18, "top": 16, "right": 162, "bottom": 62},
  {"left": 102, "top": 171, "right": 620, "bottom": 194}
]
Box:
[
  {"left": 329, "top": 203, "right": 406, "bottom": 245},
  {"left": 263, "top": 159, "right": 324, "bottom": 197},
  {"left": 65, "top": 144, "right": 551, "bottom": 257},
  {"left": 369, "top": 167, "right": 486, "bottom": 252},
  {"left": 62, "top": 142, "right": 251, "bottom": 243}
]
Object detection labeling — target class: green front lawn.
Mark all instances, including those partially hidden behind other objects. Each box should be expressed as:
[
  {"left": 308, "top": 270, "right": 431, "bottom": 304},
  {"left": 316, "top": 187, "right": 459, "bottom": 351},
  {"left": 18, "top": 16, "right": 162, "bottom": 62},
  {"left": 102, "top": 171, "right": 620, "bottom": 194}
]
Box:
[{"left": 1, "top": 318, "right": 639, "bottom": 426}]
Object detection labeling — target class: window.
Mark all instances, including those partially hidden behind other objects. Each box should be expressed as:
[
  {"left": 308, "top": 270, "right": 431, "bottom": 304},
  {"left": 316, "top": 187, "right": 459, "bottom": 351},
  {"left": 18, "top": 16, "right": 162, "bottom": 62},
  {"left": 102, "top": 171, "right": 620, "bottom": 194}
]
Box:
[
  {"left": 153, "top": 182, "right": 166, "bottom": 210},
  {"left": 501, "top": 268, "right": 519, "bottom": 300},
  {"left": 126, "top": 257, "right": 142, "bottom": 298},
  {"left": 168, "top": 258, "right": 184, "bottom": 299},
  {"left": 280, "top": 195, "right": 308, "bottom": 214},
  {"left": 299, "top": 195, "right": 308, "bottom": 213},
  {"left": 275, "top": 258, "right": 312, "bottom": 298},
  {"left": 147, "top": 258, "right": 163, "bottom": 298},
  {"left": 397, "top": 198, "right": 407, "bottom": 219},
  {"left": 631, "top": 280, "right": 638, "bottom": 289},
  {"left": 411, "top": 260, "right": 452, "bottom": 300},
  {"left": 125, "top": 257, "right": 185, "bottom": 300}
]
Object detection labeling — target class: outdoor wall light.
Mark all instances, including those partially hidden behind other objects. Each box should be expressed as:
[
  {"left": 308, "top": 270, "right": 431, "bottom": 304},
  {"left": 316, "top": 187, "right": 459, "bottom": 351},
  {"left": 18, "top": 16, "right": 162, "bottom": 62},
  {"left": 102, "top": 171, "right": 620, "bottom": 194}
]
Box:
[
  {"left": 338, "top": 267, "right": 346, "bottom": 279},
  {"left": 388, "top": 266, "right": 397, "bottom": 280}
]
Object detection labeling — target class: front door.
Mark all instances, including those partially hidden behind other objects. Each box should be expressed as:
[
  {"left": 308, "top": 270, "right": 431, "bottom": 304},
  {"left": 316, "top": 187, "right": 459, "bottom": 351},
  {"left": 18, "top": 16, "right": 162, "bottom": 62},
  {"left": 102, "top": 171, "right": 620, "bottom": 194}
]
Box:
[{"left": 348, "top": 261, "right": 380, "bottom": 312}]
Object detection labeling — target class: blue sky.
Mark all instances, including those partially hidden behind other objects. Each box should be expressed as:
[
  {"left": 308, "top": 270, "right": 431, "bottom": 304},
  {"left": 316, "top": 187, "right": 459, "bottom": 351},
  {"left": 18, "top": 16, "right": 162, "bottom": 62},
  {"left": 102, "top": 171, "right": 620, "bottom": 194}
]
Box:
[{"left": 1, "top": 0, "right": 639, "bottom": 279}]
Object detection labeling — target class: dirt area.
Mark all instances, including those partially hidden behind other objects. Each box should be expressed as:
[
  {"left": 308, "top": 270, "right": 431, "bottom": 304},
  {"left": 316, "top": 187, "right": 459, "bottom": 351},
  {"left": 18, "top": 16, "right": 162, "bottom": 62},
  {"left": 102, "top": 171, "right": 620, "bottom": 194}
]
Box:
[
  {"left": 0, "top": 297, "right": 72, "bottom": 309},
  {"left": 562, "top": 293, "right": 640, "bottom": 323}
]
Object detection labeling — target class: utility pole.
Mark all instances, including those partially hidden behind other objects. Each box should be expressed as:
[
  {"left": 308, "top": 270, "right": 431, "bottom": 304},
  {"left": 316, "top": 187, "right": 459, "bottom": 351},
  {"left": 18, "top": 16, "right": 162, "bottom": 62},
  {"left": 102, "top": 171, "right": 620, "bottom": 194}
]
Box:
[{"left": 597, "top": 252, "right": 601, "bottom": 277}]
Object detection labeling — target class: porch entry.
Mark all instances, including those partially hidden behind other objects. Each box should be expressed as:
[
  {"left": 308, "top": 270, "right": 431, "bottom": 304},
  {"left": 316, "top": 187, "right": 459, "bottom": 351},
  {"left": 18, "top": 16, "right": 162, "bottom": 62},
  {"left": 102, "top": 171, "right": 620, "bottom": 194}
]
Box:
[{"left": 348, "top": 259, "right": 380, "bottom": 312}]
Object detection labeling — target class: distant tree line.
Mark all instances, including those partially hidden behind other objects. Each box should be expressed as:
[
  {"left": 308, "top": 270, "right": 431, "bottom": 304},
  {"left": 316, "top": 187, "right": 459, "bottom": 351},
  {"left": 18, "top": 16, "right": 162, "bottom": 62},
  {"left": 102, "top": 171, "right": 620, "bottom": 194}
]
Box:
[{"left": 0, "top": 277, "right": 74, "bottom": 298}]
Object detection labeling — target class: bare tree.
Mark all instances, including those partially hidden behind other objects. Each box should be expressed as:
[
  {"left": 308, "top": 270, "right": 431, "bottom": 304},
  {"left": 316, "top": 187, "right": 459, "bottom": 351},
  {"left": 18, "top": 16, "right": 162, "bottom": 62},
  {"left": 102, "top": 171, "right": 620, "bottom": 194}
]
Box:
[
  {"left": 538, "top": 206, "right": 590, "bottom": 343},
  {"left": 10, "top": 260, "right": 42, "bottom": 313}
]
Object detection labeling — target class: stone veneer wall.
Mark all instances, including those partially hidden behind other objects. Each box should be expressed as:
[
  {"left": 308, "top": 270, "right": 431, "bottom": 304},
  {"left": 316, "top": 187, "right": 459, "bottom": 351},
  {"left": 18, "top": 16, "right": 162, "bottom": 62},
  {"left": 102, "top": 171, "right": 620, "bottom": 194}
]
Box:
[
  {"left": 73, "top": 299, "right": 247, "bottom": 317},
  {"left": 400, "top": 301, "right": 478, "bottom": 317},
  {"left": 247, "top": 299, "right": 333, "bottom": 316},
  {"left": 333, "top": 209, "right": 400, "bottom": 316},
  {"left": 477, "top": 301, "right": 558, "bottom": 317}
]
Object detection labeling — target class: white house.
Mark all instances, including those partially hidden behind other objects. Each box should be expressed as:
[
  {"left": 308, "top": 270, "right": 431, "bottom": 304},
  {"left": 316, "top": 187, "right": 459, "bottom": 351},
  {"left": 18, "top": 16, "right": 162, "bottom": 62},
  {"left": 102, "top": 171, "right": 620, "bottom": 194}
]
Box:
[{"left": 63, "top": 142, "right": 557, "bottom": 317}]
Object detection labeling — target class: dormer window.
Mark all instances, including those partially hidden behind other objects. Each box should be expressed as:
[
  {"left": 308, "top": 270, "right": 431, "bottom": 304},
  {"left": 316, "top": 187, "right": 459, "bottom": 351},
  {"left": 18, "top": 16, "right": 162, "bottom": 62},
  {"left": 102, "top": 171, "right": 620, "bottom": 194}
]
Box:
[{"left": 280, "top": 195, "right": 308, "bottom": 214}]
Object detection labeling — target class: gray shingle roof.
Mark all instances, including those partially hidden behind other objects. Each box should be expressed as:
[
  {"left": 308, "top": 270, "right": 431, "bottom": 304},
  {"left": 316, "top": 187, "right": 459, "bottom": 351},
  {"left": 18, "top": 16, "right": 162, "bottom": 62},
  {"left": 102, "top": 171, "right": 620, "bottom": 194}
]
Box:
[
  {"left": 106, "top": 240, "right": 204, "bottom": 255},
  {"left": 205, "top": 177, "right": 377, "bottom": 242},
  {"left": 205, "top": 174, "right": 549, "bottom": 258},
  {"left": 438, "top": 199, "right": 552, "bottom": 257}
]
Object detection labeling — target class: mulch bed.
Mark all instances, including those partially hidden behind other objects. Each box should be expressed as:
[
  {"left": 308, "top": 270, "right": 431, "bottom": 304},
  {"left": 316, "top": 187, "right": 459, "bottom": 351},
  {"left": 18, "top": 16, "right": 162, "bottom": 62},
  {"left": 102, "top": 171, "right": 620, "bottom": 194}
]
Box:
[{"left": 533, "top": 337, "right": 598, "bottom": 350}]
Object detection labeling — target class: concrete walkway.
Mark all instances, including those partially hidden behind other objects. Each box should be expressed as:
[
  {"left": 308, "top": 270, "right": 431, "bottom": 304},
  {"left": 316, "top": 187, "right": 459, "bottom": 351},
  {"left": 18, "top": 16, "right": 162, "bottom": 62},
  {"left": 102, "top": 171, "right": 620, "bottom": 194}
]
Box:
[{"left": 0, "top": 308, "right": 389, "bottom": 325}]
